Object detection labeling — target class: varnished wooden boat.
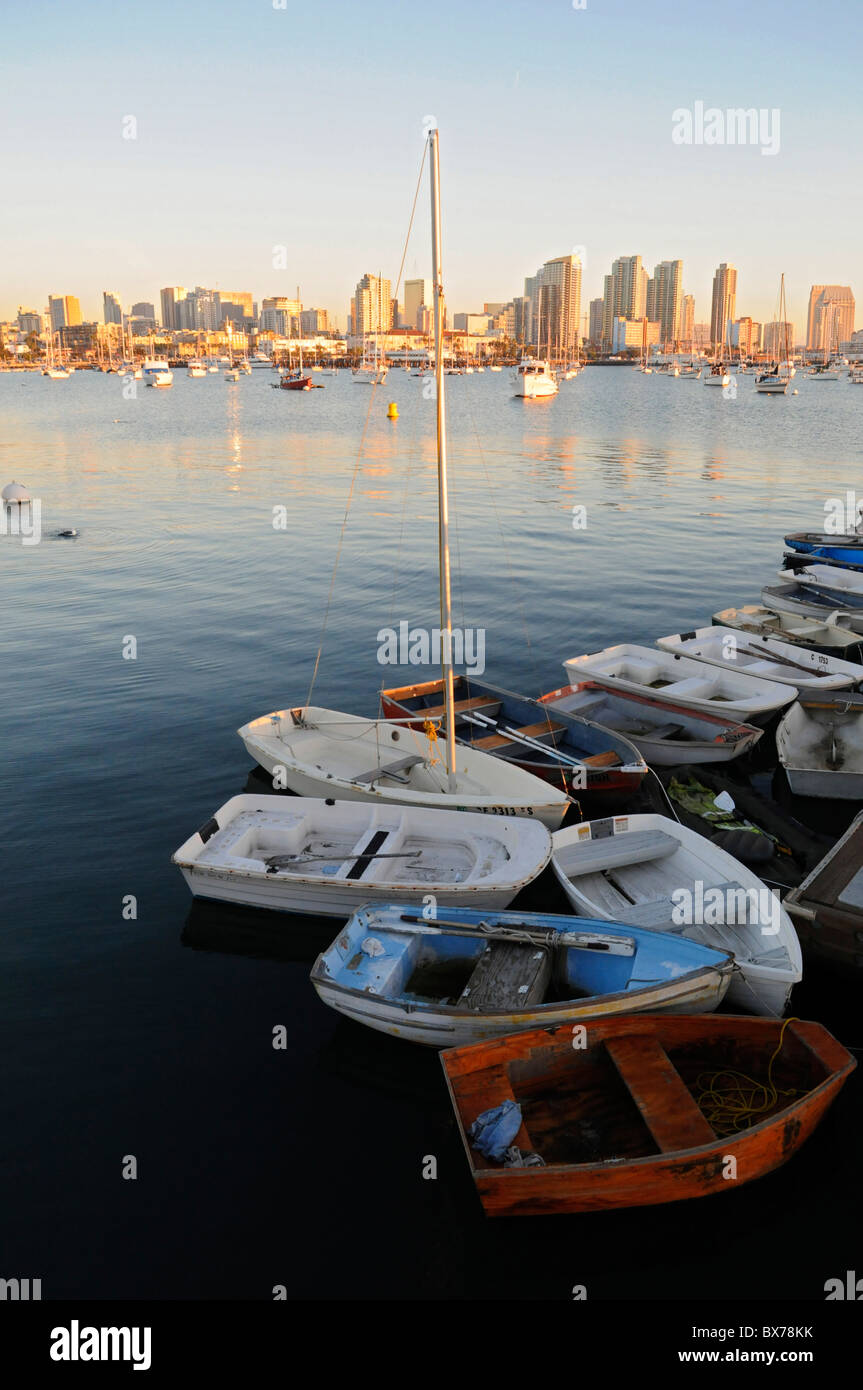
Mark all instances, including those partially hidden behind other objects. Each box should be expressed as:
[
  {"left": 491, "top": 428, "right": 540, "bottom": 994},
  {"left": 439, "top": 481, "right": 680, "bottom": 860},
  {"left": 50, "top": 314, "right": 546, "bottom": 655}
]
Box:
[
  {"left": 785, "top": 811, "right": 863, "bottom": 971},
  {"left": 380, "top": 676, "right": 646, "bottom": 801},
  {"left": 441, "top": 1014, "right": 855, "bottom": 1216}
]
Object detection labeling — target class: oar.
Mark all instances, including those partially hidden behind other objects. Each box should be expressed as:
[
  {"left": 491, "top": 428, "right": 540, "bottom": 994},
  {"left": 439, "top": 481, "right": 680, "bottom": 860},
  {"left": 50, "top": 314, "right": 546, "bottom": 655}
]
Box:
[
  {"left": 461, "top": 711, "right": 590, "bottom": 770},
  {"left": 265, "top": 850, "right": 421, "bottom": 867},
  {"left": 398, "top": 912, "right": 624, "bottom": 951},
  {"left": 735, "top": 642, "right": 836, "bottom": 677}
]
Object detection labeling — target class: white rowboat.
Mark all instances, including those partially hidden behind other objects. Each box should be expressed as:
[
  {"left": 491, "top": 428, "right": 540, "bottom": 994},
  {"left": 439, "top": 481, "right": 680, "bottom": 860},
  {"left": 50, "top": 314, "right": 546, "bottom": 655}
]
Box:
[
  {"left": 551, "top": 813, "right": 802, "bottom": 1015},
  {"left": 173, "top": 794, "right": 552, "bottom": 916},
  {"left": 563, "top": 644, "right": 796, "bottom": 722},
  {"left": 657, "top": 626, "right": 862, "bottom": 693}
]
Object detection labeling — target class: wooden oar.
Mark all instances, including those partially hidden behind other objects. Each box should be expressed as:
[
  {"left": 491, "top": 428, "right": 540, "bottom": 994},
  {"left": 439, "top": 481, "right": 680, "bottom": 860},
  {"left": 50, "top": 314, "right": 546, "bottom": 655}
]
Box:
[
  {"left": 266, "top": 850, "right": 420, "bottom": 866},
  {"left": 735, "top": 642, "right": 835, "bottom": 677}
]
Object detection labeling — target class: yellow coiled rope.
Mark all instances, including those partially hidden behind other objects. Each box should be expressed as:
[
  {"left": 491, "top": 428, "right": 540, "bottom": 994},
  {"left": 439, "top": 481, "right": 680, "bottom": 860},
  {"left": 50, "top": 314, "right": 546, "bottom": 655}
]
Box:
[
  {"left": 694, "top": 1017, "right": 804, "bottom": 1136},
  {"left": 423, "top": 718, "right": 441, "bottom": 768}
]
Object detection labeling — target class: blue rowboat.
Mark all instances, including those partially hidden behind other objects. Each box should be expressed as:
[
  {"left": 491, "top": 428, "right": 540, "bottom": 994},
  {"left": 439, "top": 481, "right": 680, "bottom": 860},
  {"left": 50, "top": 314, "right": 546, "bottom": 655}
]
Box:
[
  {"left": 381, "top": 675, "right": 646, "bottom": 803},
  {"left": 785, "top": 533, "right": 863, "bottom": 567},
  {"left": 310, "top": 902, "right": 734, "bottom": 1047}
]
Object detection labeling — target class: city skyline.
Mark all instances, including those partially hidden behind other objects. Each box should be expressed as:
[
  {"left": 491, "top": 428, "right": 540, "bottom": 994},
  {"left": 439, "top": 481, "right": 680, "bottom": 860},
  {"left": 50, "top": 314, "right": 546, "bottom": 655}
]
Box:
[{"left": 2, "top": 0, "right": 860, "bottom": 329}]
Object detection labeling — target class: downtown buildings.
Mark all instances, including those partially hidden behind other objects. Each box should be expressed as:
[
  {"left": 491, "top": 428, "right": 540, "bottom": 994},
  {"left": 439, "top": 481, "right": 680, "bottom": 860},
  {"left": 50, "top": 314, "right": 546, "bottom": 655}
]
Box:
[
  {"left": 710, "top": 263, "right": 737, "bottom": 350},
  {"left": 806, "top": 285, "right": 856, "bottom": 353}
]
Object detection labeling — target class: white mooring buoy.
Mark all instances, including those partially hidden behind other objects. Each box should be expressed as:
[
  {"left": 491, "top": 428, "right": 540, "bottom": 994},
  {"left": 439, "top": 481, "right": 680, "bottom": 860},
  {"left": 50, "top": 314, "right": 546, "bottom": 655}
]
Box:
[{"left": 2, "top": 481, "right": 31, "bottom": 506}]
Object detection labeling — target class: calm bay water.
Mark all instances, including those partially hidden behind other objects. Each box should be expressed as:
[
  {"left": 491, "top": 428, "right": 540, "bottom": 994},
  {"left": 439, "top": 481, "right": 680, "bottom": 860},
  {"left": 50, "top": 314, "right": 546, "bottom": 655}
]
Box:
[{"left": 2, "top": 365, "right": 862, "bottom": 1300}]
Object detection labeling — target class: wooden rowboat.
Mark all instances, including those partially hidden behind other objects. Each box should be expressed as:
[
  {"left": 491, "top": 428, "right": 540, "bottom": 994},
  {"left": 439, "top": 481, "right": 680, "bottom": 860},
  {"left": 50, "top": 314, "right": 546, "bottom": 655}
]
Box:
[
  {"left": 784, "top": 810, "right": 863, "bottom": 971},
  {"left": 311, "top": 904, "right": 734, "bottom": 1046},
  {"left": 380, "top": 676, "right": 646, "bottom": 802},
  {"left": 440, "top": 1014, "right": 855, "bottom": 1216}
]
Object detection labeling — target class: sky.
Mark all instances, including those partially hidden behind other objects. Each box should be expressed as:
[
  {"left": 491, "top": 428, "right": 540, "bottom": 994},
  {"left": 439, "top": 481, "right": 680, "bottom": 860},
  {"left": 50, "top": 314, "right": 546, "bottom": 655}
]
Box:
[{"left": 2, "top": 0, "right": 861, "bottom": 333}]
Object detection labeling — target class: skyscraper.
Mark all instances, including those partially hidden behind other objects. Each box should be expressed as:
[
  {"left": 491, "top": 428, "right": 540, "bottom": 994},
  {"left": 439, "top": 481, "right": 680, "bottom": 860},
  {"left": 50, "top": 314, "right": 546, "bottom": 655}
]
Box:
[
  {"left": 404, "top": 278, "right": 432, "bottom": 330},
  {"left": 48, "top": 295, "right": 82, "bottom": 331},
  {"left": 806, "top": 286, "right": 855, "bottom": 352},
  {"left": 588, "top": 297, "right": 604, "bottom": 345},
  {"left": 710, "top": 263, "right": 737, "bottom": 350},
  {"left": 160, "top": 287, "right": 187, "bottom": 331},
  {"left": 103, "top": 292, "right": 122, "bottom": 325},
  {"left": 679, "top": 294, "right": 695, "bottom": 348},
  {"left": 353, "top": 274, "right": 392, "bottom": 337},
  {"left": 645, "top": 261, "right": 683, "bottom": 346},
  {"left": 523, "top": 254, "right": 582, "bottom": 355},
  {"left": 600, "top": 257, "right": 647, "bottom": 348}
]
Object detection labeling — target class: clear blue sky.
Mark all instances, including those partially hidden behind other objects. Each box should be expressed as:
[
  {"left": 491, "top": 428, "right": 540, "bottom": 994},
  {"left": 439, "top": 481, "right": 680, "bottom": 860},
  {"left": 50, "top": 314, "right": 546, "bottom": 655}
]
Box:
[{"left": 2, "top": 0, "right": 860, "bottom": 332}]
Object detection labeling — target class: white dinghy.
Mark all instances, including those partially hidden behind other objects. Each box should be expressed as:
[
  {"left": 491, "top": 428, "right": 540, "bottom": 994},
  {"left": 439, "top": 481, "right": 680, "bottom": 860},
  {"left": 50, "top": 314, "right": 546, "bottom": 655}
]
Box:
[
  {"left": 777, "top": 693, "right": 863, "bottom": 799},
  {"left": 538, "top": 680, "right": 762, "bottom": 765},
  {"left": 238, "top": 708, "right": 570, "bottom": 827},
  {"left": 779, "top": 564, "right": 863, "bottom": 606},
  {"left": 714, "top": 605, "right": 863, "bottom": 656},
  {"left": 657, "top": 626, "right": 862, "bottom": 693},
  {"left": 173, "top": 794, "right": 552, "bottom": 917},
  {"left": 563, "top": 644, "right": 796, "bottom": 722},
  {"left": 551, "top": 813, "right": 802, "bottom": 1015}
]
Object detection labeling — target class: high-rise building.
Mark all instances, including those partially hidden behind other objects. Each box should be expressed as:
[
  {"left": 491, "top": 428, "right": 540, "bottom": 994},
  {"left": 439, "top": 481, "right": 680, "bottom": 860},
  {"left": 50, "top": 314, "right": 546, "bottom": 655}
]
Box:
[
  {"left": 710, "top": 263, "right": 737, "bottom": 350},
  {"left": 645, "top": 261, "right": 683, "bottom": 346},
  {"left": 160, "top": 287, "right": 187, "bottom": 331},
  {"left": 806, "top": 286, "right": 855, "bottom": 352},
  {"left": 404, "top": 278, "right": 433, "bottom": 331},
  {"left": 763, "top": 321, "right": 794, "bottom": 357},
  {"left": 17, "top": 307, "right": 42, "bottom": 334},
  {"left": 103, "top": 292, "right": 122, "bottom": 325},
  {"left": 524, "top": 253, "right": 582, "bottom": 355},
  {"left": 300, "top": 308, "right": 330, "bottom": 334},
  {"left": 353, "top": 274, "right": 392, "bottom": 337},
  {"left": 217, "top": 291, "right": 254, "bottom": 326},
  {"left": 131, "top": 301, "right": 156, "bottom": 321},
  {"left": 260, "top": 297, "right": 302, "bottom": 335},
  {"left": 588, "top": 298, "right": 604, "bottom": 346},
  {"left": 679, "top": 294, "right": 695, "bottom": 348},
  {"left": 600, "top": 256, "right": 647, "bottom": 348},
  {"left": 730, "top": 318, "right": 761, "bottom": 354},
  {"left": 48, "top": 295, "right": 82, "bottom": 331}
]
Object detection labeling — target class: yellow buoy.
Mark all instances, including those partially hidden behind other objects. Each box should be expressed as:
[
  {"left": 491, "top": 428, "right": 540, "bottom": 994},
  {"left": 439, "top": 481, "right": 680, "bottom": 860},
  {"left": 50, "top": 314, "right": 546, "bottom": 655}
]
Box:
[{"left": 387, "top": 401, "right": 398, "bottom": 419}]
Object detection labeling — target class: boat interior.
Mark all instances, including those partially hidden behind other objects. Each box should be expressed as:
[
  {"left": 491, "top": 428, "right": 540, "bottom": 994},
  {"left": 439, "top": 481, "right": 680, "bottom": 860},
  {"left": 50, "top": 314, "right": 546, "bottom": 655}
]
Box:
[
  {"left": 781, "top": 703, "right": 863, "bottom": 774},
  {"left": 195, "top": 807, "right": 511, "bottom": 884},
  {"left": 322, "top": 916, "right": 667, "bottom": 1011},
  {"left": 555, "top": 827, "right": 792, "bottom": 970}
]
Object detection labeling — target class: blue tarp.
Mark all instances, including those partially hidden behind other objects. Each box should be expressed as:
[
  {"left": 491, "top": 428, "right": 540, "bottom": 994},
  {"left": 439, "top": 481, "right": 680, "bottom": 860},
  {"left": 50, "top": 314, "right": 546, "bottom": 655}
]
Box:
[{"left": 469, "top": 1100, "right": 523, "bottom": 1162}]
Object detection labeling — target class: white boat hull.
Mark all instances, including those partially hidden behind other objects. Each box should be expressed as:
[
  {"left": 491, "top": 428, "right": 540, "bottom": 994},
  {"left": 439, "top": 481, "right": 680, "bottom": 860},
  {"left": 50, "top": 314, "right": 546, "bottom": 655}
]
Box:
[
  {"left": 173, "top": 794, "right": 552, "bottom": 917},
  {"left": 551, "top": 814, "right": 802, "bottom": 1015},
  {"left": 313, "top": 963, "right": 731, "bottom": 1046},
  {"left": 657, "top": 626, "right": 862, "bottom": 692},
  {"left": 563, "top": 644, "right": 796, "bottom": 722},
  {"left": 714, "top": 605, "right": 863, "bottom": 654},
  {"left": 777, "top": 699, "right": 863, "bottom": 800},
  {"left": 238, "top": 707, "right": 570, "bottom": 827}
]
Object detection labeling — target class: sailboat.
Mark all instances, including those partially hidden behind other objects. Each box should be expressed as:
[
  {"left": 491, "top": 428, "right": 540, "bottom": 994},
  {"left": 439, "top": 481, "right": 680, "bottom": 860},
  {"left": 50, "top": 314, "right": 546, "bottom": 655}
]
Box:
[
  {"left": 756, "top": 275, "right": 792, "bottom": 394},
  {"left": 353, "top": 302, "right": 389, "bottom": 384},
  {"left": 279, "top": 294, "right": 313, "bottom": 390},
  {"left": 239, "top": 128, "right": 571, "bottom": 828}
]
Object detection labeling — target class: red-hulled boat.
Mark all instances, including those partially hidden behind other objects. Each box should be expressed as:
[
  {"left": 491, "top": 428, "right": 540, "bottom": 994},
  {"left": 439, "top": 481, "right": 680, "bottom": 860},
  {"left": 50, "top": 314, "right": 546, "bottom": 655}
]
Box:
[
  {"left": 279, "top": 371, "right": 313, "bottom": 390},
  {"left": 441, "top": 1014, "right": 855, "bottom": 1216}
]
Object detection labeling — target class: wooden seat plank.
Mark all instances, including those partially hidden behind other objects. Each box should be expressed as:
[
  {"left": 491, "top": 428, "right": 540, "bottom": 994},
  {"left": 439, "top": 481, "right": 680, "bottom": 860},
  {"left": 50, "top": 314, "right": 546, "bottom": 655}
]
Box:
[
  {"left": 472, "top": 719, "right": 565, "bottom": 752},
  {"left": 459, "top": 942, "right": 551, "bottom": 1012},
  {"left": 604, "top": 1035, "right": 716, "bottom": 1152},
  {"left": 419, "top": 695, "right": 502, "bottom": 722}
]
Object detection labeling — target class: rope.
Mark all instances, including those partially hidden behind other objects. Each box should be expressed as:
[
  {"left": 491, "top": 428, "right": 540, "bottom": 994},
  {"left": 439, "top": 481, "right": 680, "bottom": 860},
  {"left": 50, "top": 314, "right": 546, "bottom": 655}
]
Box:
[
  {"left": 305, "top": 143, "right": 428, "bottom": 712},
  {"left": 693, "top": 1016, "right": 804, "bottom": 1135}
]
